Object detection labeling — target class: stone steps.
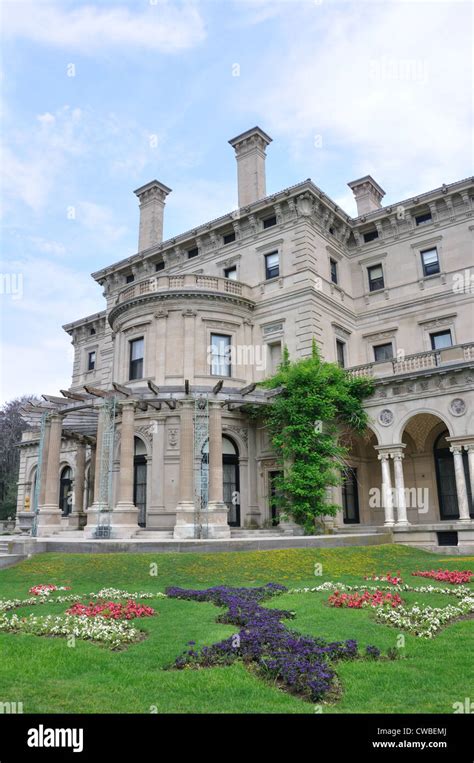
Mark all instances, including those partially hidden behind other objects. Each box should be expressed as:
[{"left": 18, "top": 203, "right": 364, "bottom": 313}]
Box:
[
  {"left": 333, "top": 525, "right": 386, "bottom": 534},
  {"left": 134, "top": 530, "right": 174, "bottom": 539},
  {"left": 0, "top": 541, "right": 10, "bottom": 553},
  {"left": 230, "top": 528, "right": 285, "bottom": 537}
]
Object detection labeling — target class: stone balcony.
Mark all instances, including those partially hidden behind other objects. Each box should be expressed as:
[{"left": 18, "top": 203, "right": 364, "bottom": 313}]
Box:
[
  {"left": 347, "top": 342, "right": 474, "bottom": 378},
  {"left": 116, "top": 273, "right": 254, "bottom": 304}
]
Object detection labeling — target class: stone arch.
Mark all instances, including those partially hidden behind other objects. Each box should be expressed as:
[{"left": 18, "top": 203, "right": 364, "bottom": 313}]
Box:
[{"left": 396, "top": 408, "right": 453, "bottom": 445}]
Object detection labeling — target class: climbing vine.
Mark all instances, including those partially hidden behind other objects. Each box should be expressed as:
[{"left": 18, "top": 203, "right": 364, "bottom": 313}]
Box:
[{"left": 251, "top": 340, "right": 374, "bottom": 533}]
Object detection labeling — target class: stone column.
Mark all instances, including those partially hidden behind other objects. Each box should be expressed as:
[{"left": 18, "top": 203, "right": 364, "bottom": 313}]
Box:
[
  {"left": 246, "top": 422, "right": 261, "bottom": 527},
  {"left": 205, "top": 402, "right": 230, "bottom": 538},
  {"left": 83, "top": 405, "right": 108, "bottom": 538},
  {"left": 110, "top": 401, "right": 140, "bottom": 537},
  {"left": 69, "top": 439, "right": 87, "bottom": 528},
  {"left": 173, "top": 401, "right": 196, "bottom": 538},
  {"left": 464, "top": 444, "right": 474, "bottom": 508},
  {"left": 38, "top": 418, "right": 51, "bottom": 508},
  {"left": 450, "top": 445, "right": 471, "bottom": 521},
  {"left": 390, "top": 445, "right": 409, "bottom": 526},
  {"left": 378, "top": 452, "right": 395, "bottom": 526},
  {"left": 88, "top": 443, "right": 96, "bottom": 505},
  {"left": 36, "top": 413, "right": 63, "bottom": 536}
]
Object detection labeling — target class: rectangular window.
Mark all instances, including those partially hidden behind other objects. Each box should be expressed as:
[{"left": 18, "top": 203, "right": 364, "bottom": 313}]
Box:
[
  {"left": 363, "top": 229, "right": 379, "bottom": 243},
  {"left": 187, "top": 247, "right": 199, "bottom": 259},
  {"left": 421, "top": 247, "right": 440, "bottom": 277},
  {"left": 367, "top": 264, "right": 384, "bottom": 292},
  {"left": 265, "top": 251, "right": 279, "bottom": 280},
  {"left": 210, "top": 334, "right": 231, "bottom": 377},
  {"left": 336, "top": 340, "right": 345, "bottom": 368},
  {"left": 126, "top": 274, "right": 135, "bottom": 284},
  {"left": 155, "top": 261, "right": 165, "bottom": 272},
  {"left": 330, "top": 258, "right": 338, "bottom": 284},
  {"left": 374, "top": 343, "right": 393, "bottom": 361},
  {"left": 87, "top": 351, "right": 96, "bottom": 371},
  {"left": 263, "top": 215, "right": 277, "bottom": 229},
  {"left": 430, "top": 330, "right": 452, "bottom": 350},
  {"left": 129, "top": 337, "right": 144, "bottom": 380},
  {"left": 268, "top": 342, "right": 282, "bottom": 375},
  {"left": 223, "top": 232, "right": 236, "bottom": 245},
  {"left": 224, "top": 266, "right": 237, "bottom": 280},
  {"left": 415, "top": 212, "right": 432, "bottom": 226}
]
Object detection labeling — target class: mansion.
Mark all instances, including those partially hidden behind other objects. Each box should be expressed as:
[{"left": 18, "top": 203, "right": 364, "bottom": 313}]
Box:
[{"left": 16, "top": 127, "right": 474, "bottom": 550}]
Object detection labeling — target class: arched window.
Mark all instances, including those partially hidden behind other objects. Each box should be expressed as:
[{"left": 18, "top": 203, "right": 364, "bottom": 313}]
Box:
[{"left": 59, "top": 466, "right": 73, "bottom": 516}]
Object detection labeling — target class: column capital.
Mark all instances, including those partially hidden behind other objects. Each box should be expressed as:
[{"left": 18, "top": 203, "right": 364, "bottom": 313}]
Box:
[
  {"left": 449, "top": 444, "right": 464, "bottom": 455},
  {"left": 118, "top": 399, "right": 137, "bottom": 412}
]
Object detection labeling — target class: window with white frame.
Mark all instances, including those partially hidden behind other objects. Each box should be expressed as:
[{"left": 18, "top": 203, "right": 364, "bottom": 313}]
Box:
[
  {"left": 129, "top": 337, "right": 144, "bottom": 380},
  {"left": 420, "top": 247, "right": 440, "bottom": 277},
  {"left": 210, "top": 333, "right": 231, "bottom": 377},
  {"left": 264, "top": 251, "right": 279, "bottom": 280},
  {"left": 367, "top": 264, "right": 385, "bottom": 292},
  {"left": 87, "top": 351, "right": 96, "bottom": 371}
]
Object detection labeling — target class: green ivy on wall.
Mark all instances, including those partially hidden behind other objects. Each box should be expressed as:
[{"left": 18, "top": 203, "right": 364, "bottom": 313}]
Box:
[{"left": 248, "top": 340, "right": 374, "bottom": 534}]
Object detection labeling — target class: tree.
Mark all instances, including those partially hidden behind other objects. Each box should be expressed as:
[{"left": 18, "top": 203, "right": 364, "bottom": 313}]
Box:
[
  {"left": 256, "top": 341, "right": 374, "bottom": 533},
  {"left": 0, "top": 396, "right": 40, "bottom": 519}
]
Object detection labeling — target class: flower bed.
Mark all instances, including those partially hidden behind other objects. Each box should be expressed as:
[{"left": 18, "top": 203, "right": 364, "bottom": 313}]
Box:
[
  {"left": 412, "top": 569, "right": 473, "bottom": 585},
  {"left": 328, "top": 590, "right": 403, "bottom": 609},
  {"left": 0, "top": 613, "right": 143, "bottom": 648},
  {"left": 66, "top": 601, "right": 155, "bottom": 620},
  {"left": 166, "top": 583, "right": 381, "bottom": 702},
  {"left": 29, "top": 584, "right": 71, "bottom": 596},
  {"left": 364, "top": 573, "right": 403, "bottom": 585},
  {"left": 375, "top": 593, "right": 474, "bottom": 638}
]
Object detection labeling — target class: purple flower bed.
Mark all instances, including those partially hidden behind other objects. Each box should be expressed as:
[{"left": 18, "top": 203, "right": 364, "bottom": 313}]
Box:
[{"left": 166, "top": 583, "right": 381, "bottom": 702}]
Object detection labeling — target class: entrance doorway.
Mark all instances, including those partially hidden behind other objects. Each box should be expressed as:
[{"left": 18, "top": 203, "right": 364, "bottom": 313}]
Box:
[
  {"left": 268, "top": 470, "right": 281, "bottom": 526},
  {"left": 434, "top": 431, "right": 473, "bottom": 520},
  {"left": 342, "top": 467, "right": 360, "bottom": 524},
  {"left": 222, "top": 436, "right": 240, "bottom": 527},
  {"left": 59, "top": 466, "right": 73, "bottom": 516},
  {"left": 133, "top": 437, "right": 147, "bottom": 527}
]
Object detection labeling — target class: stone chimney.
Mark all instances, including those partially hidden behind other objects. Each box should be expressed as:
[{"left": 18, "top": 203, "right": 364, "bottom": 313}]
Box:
[
  {"left": 229, "top": 126, "right": 272, "bottom": 208},
  {"left": 347, "top": 175, "right": 385, "bottom": 216},
  {"left": 134, "top": 180, "right": 172, "bottom": 251}
]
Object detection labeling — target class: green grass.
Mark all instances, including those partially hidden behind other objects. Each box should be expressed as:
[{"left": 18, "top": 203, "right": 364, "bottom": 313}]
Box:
[{"left": 0, "top": 545, "right": 472, "bottom": 713}]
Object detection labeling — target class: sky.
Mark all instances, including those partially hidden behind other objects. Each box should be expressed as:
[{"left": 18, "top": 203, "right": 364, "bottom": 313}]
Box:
[{"left": 0, "top": 0, "right": 472, "bottom": 403}]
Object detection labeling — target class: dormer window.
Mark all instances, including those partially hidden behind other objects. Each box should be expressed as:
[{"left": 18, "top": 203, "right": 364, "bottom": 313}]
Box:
[
  {"left": 126, "top": 274, "right": 135, "bottom": 284},
  {"left": 90, "top": 327, "right": 96, "bottom": 335},
  {"left": 223, "top": 232, "right": 236, "bottom": 245},
  {"left": 363, "top": 228, "right": 379, "bottom": 243},
  {"left": 187, "top": 247, "right": 199, "bottom": 259},
  {"left": 263, "top": 215, "right": 277, "bottom": 229}
]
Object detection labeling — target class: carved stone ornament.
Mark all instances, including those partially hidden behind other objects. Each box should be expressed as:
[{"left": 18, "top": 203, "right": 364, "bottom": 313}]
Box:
[
  {"left": 450, "top": 398, "right": 466, "bottom": 416},
  {"left": 378, "top": 409, "right": 394, "bottom": 426},
  {"left": 167, "top": 428, "right": 178, "bottom": 447}
]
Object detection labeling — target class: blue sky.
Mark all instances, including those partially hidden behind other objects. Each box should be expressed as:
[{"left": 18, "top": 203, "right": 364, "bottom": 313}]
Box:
[{"left": 0, "top": 0, "right": 472, "bottom": 402}]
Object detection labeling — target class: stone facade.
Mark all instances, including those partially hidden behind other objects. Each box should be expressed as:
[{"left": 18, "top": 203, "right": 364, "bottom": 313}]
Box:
[{"left": 16, "top": 127, "right": 474, "bottom": 547}]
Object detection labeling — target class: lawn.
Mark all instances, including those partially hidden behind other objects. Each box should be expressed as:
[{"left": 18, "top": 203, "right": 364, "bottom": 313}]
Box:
[{"left": 0, "top": 545, "right": 472, "bottom": 714}]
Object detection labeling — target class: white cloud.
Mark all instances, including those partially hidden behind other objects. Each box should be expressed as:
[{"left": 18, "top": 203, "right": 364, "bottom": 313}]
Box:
[
  {"left": 237, "top": 0, "right": 472, "bottom": 206},
  {"left": 76, "top": 201, "right": 129, "bottom": 245},
  {"left": 2, "top": 0, "right": 206, "bottom": 54},
  {"left": 167, "top": 179, "right": 238, "bottom": 235},
  {"left": 1, "top": 105, "right": 86, "bottom": 214},
  {"left": 29, "top": 237, "right": 67, "bottom": 257}
]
